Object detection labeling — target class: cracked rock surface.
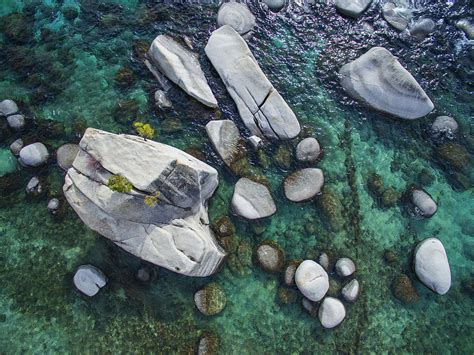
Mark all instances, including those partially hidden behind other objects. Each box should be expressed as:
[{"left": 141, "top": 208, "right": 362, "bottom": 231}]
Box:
[
  {"left": 63, "top": 128, "right": 225, "bottom": 277},
  {"left": 205, "top": 25, "right": 300, "bottom": 140}
]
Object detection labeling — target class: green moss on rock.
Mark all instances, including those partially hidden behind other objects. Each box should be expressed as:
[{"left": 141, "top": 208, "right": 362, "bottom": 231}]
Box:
[{"left": 194, "top": 283, "right": 227, "bottom": 316}]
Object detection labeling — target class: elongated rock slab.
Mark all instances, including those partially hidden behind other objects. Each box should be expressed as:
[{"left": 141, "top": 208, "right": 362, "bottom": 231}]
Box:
[
  {"left": 205, "top": 25, "right": 300, "bottom": 139},
  {"left": 63, "top": 128, "right": 225, "bottom": 277},
  {"left": 339, "top": 47, "right": 434, "bottom": 119},
  {"left": 146, "top": 35, "right": 218, "bottom": 108}
]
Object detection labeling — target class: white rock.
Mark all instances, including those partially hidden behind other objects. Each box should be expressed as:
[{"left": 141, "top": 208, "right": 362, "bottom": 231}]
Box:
[
  {"left": 456, "top": 19, "right": 474, "bottom": 39},
  {"left": 339, "top": 47, "right": 434, "bottom": 119},
  {"left": 336, "top": 0, "right": 372, "bottom": 18},
  {"left": 146, "top": 35, "right": 218, "bottom": 108},
  {"left": 47, "top": 198, "right": 60, "bottom": 214},
  {"left": 319, "top": 252, "right": 330, "bottom": 271},
  {"left": 205, "top": 25, "right": 300, "bottom": 140},
  {"left": 283, "top": 168, "right": 324, "bottom": 202},
  {"left": 248, "top": 135, "right": 263, "bottom": 150},
  {"left": 411, "top": 189, "right": 437, "bottom": 218},
  {"left": 154, "top": 89, "right": 172, "bottom": 109},
  {"left": 263, "top": 0, "right": 286, "bottom": 12},
  {"left": 342, "top": 279, "right": 360, "bottom": 302},
  {"left": 0, "top": 99, "right": 18, "bottom": 116},
  {"left": 73, "top": 265, "right": 107, "bottom": 297},
  {"left": 7, "top": 114, "right": 25, "bottom": 130},
  {"left": 318, "top": 297, "right": 346, "bottom": 329},
  {"left": 26, "top": 176, "right": 41, "bottom": 195},
  {"left": 409, "top": 18, "right": 435, "bottom": 41},
  {"left": 415, "top": 238, "right": 451, "bottom": 295},
  {"left": 335, "top": 257, "right": 356, "bottom": 277},
  {"left": 295, "top": 260, "right": 329, "bottom": 302},
  {"left": 231, "top": 177, "right": 276, "bottom": 219},
  {"left": 431, "top": 116, "right": 458, "bottom": 139},
  {"left": 296, "top": 137, "right": 321, "bottom": 163},
  {"left": 382, "top": 2, "right": 413, "bottom": 31},
  {"left": 206, "top": 120, "right": 241, "bottom": 168},
  {"left": 284, "top": 262, "right": 298, "bottom": 286},
  {"left": 57, "top": 144, "right": 80, "bottom": 171},
  {"left": 63, "top": 128, "right": 225, "bottom": 277},
  {"left": 19, "top": 142, "right": 49, "bottom": 167},
  {"left": 9, "top": 138, "right": 23, "bottom": 156},
  {"left": 217, "top": 2, "right": 255, "bottom": 35}
]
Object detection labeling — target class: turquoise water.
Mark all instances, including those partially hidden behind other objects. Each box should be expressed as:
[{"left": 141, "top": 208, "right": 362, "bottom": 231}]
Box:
[{"left": 0, "top": 0, "right": 473, "bottom": 353}]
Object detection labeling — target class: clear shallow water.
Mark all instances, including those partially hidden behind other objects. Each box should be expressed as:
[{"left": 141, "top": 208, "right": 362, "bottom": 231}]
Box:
[{"left": 0, "top": 0, "right": 473, "bottom": 353}]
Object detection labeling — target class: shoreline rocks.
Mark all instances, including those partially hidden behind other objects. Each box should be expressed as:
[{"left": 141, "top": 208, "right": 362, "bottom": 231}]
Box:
[
  {"left": 336, "top": 0, "right": 372, "bottom": 19},
  {"left": 283, "top": 168, "right": 324, "bottom": 202},
  {"left": 205, "top": 25, "right": 300, "bottom": 140},
  {"left": 0, "top": 99, "right": 18, "bottom": 116},
  {"left": 73, "top": 265, "right": 107, "bottom": 297},
  {"left": 295, "top": 260, "right": 329, "bottom": 302},
  {"left": 146, "top": 35, "right": 218, "bottom": 108},
  {"left": 414, "top": 238, "right": 451, "bottom": 295},
  {"left": 7, "top": 114, "right": 25, "bottom": 130},
  {"left": 339, "top": 47, "right": 434, "bottom": 119},
  {"left": 19, "top": 142, "right": 49, "bottom": 167},
  {"left": 296, "top": 137, "right": 321, "bottom": 163},
  {"left": 231, "top": 178, "right": 276, "bottom": 219},
  {"left": 206, "top": 120, "right": 242, "bottom": 168},
  {"left": 217, "top": 2, "right": 255, "bottom": 36}
]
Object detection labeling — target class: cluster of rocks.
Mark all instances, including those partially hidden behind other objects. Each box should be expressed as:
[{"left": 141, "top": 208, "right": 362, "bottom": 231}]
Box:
[{"left": 1, "top": 99, "right": 25, "bottom": 130}]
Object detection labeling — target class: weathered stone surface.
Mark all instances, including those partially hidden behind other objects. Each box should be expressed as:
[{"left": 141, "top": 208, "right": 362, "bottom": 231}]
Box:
[
  {"left": 146, "top": 35, "right": 217, "bottom": 108},
  {"left": 411, "top": 189, "right": 437, "bottom": 218},
  {"left": 295, "top": 260, "right": 329, "bottom": 302},
  {"left": 431, "top": 116, "right": 458, "bottom": 140},
  {"left": 63, "top": 128, "right": 225, "bottom": 277},
  {"left": 318, "top": 297, "right": 346, "bottom": 329},
  {"left": 7, "top": 114, "right": 25, "bottom": 130},
  {"left": 217, "top": 2, "right": 255, "bottom": 35},
  {"left": 296, "top": 137, "right": 321, "bottom": 163},
  {"left": 73, "top": 264, "right": 107, "bottom": 297},
  {"left": 0, "top": 99, "right": 18, "bottom": 116},
  {"left": 283, "top": 168, "right": 324, "bottom": 202},
  {"left": 154, "top": 89, "right": 172, "bottom": 109},
  {"left": 57, "top": 144, "right": 80, "bottom": 171},
  {"left": 414, "top": 238, "right": 451, "bottom": 295},
  {"left": 335, "top": 257, "right": 356, "bottom": 277},
  {"left": 340, "top": 47, "right": 433, "bottom": 119},
  {"left": 342, "top": 279, "right": 360, "bottom": 302},
  {"left": 194, "top": 283, "right": 227, "bottom": 316},
  {"left": 206, "top": 120, "right": 241, "bottom": 168},
  {"left": 456, "top": 19, "right": 474, "bottom": 39},
  {"left": 409, "top": 18, "right": 435, "bottom": 41},
  {"left": 256, "top": 241, "right": 285, "bottom": 273},
  {"left": 336, "top": 0, "right": 372, "bottom": 18},
  {"left": 382, "top": 2, "right": 413, "bottom": 31},
  {"left": 263, "top": 0, "right": 286, "bottom": 12},
  {"left": 47, "top": 198, "right": 60, "bottom": 215},
  {"left": 19, "top": 142, "right": 49, "bottom": 167},
  {"left": 231, "top": 178, "right": 276, "bottom": 219},
  {"left": 205, "top": 25, "right": 300, "bottom": 140},
  {"left": 9, "top": 138, "right": 23, "bottom": 156}
]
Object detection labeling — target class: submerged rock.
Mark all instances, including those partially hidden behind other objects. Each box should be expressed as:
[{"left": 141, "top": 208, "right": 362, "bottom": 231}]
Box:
[
  {"left": 26, "top": 176, "right": 43, "bottom": 196},
  {"left": 436, "top": 142, "right": 470, "bottom": 170},
  {"left": 73, "top": 265, "right": 107, "bottom": 297},
  {"left": 342, "top": 279, "right": 360, "bottom": 302},
  {"left": 217, "top": 2, "right": 255, "bottom": 36},
  {"left": 456, "top": 19, "right": 474, "bottom": 39},
  {"left": 248, "top": 135, "right": 263, "bottom": 150},
  {"left": 430, "top": 116, "right": 458, "bottom": 140},
  {"left": 409, "top": 18, "right": 435, "bottom": 41},
  {"left": 295, "top": 137, "right": 321, "bottom": 163},
  {"left": 335, "top": 257, "right": 356, "bottom": 277},
  {"left": 411, "top": 189, "right": 437, "bottom": 218},
  {"left": 278, "top": 287, "right": 297, "bottom": 304},
  {"left": 263, "top": 0, "right": 286, "bottom": 12},
  {"left": 414, "top": 238, "right": 451, "bottom": 295},
  {"left": 146, "top": 35, "right": 217, "bottom": 108},
  {"left": 319, "top": 253, "right": 330, "bottom": 272},
  {"left": 382, "top": 2, "right": 413, "bottom": 31},
  {"left": 63, "top": 128, "right": 225, "bottom": 277},
  {"left": 391, "top": 274, "right": 419, "bottom": 304},
  {"left": 231, "top": 178, "right": 276, "bottom": 219},
  {"left": 57, "top": 144, "right": 80, "bottom": 171},
  {"left": 284, "top": 259, "right": 302, "bottom": 286},
  {"left": 256, "top": 241, "right": 285, "bottom": 273},
  {"left": 9, "top": 138, "right": 23, "bottom": 156},
  {"left": 318, "top": 297, "right": 346, "bottom": 329},
  {"left": 194, "top": 283, "right": 227, "bottom": 316},
  {"left": 47, "top": 198, "right": 60, "bottom": 215},
  {"left": 295, "top": 260, "right": 329, "bottom": 302},
  {"left": 206, "top": 120, "right": 242, "bottom": 168},
  {"left": 340, "top": 47, "right": 433, "bottom": 119},
  {"left": 0, "top": 99, "right": 18, "bottom": 116},
  {"left": 205, "top": 25, "right": 300, "bottom": 140},
  {"left": 283, "top": 168, "right": 324, "bottom": 202},
  {"left": 197, "top": 332, "right": 220, "bottom": 355},
  {"left": 154, "top": 89, "right": 172, "bottom": 109},
  {"left": 19, "top": 142, "right": 49, "bottom": 167},
  {"left": 317, "top": 188, "right": 344, "bottom": 232},
  {"left": 7, "top": 114, "right": 25, "bottom": 130},
  {"left": 335, "top": 0, "right": 372, "bottom": 18}
]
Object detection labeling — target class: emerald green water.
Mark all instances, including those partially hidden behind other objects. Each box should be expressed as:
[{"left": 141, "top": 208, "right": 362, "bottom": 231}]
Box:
[{"left": 0, "top": 0, "right": 473, "bottom": 353}]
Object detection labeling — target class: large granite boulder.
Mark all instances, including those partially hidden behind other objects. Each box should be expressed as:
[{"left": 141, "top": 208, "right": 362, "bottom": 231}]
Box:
[
  {"left": 63, "top": 128, "right": 225, "bottom": 277},
  {"left": 318, "top": 297, "right": 346, "bottom": 328},
  {"left": 295, "top": 260, "right": 329, "bottom": 302},
  {"left": 217, "top": 2, "right": 255, "bottom": 36},
  {"left": 146, "top": 35, "right": 218, "bottom": 108},
  {"left": 231, "top": 177, "right": 276, "bottom": 219},
  {"left": 339, "top": 47, "right": 434, "bottom": 119},
  {"left": 414, "top": 238, "right": 451, "bottom": 295},
  {"left": 336, "top": 0, "right": 372, "bottom": 18},
  {"left": 205, "top": 25, "right": 300, "bottom": 140},
  {"left": 206, "top": 120, "right": 241, "bottom": 168}
]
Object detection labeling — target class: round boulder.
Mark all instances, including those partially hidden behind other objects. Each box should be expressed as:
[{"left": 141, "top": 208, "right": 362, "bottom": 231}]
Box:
[
  {"left": 411, "top": 189, "right": 437, "bottom": 218},
  {"left": 414, "top": 238, "right": 451, "bottom": 295},
  {"left": 19, "top": 142, "right": 49, "bottom": 167},
  {"left": 217, "top": 2, "right": 255, "bottom": 36},
  {"left": 25, "top": 176, "right": 43, "bottom": 196},
  {"left": 0, "top": 99, "right": 18, "bottom": 116},
  {"left": 335, "top": 257, "right": 356, "bottom": 277},
  {"left": 263, "top": 0, "right": 286, "bottom": 12},
  {"left": 7, "top": 114, "right": 25, "bottom": 130},
  {"left": 284, "top": 168, "right": 324, "bottom": 202},
  {"left": 409, "top": 18, "right": 435, "bottom": 41},
  {"left": 295, "top": 260, "right": 329, "bottom": 302},
  {"left": 430, "top": 116, "right": 458, "bottom": 140},
  {"left": 154, "top": 89, "right": 172, "bottom": 109},
  {"left": 318, "top": 297, "right": 346, "bottom": 329},
  {"left": 256, "top": 241, "right": 285, "bottom": 273},
  {"left": 231, "top": 178, "right": 276, "bottom": 219},
  {"left": 47, "top": 198, "right": 60, "bottom": 215},
  {"left": 73, "top": 264, "right": 107, "bottom": 297},
  {"left": 296, "top": 137, "right": 321, "bottom": 163},
  {"left": 335, "top": 0, "right": 372, "bottom": 19},
  {"left": 194, "top": 283, "right": 227, "bottom": 316},
  {"left": 57, "top": 144, "right": 80, "bottom": 171},
  {"left": 342, "top": 279, "right": 360, "bottom": 302}
]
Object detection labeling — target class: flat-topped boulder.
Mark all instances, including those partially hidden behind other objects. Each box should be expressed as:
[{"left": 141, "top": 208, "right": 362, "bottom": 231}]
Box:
[
  {"left": 336, "top": 0, "right": 372, "bottom": 18},
  {"left": 339, "top": 47, "right": 434, "bottom": 119},
  {"left": 63, "top": 128, "right": 225, "bottom": 277},
  {"left": 231, "top": 177, "right": 276, "bottom": 219},
  {"left": 206, "top": 120, "right": 241, "bottom": 168},
  {"left": 205, "top": 25, "right": 300, "bottom": 140},
  {"left": 146, "top": 35, "right": 217, "bottom": 108},
  {"left": 414, "top": 238, "right": 451, "bottom": 295},
  {"left": 73, "top": 264, "right": 107, "bottom": 297},
  {"left": 284, "top": 168, "right": 324, "bottom": 202},
  {"left": 217, "top": 2, "right": 255, "bottom": 36}
]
